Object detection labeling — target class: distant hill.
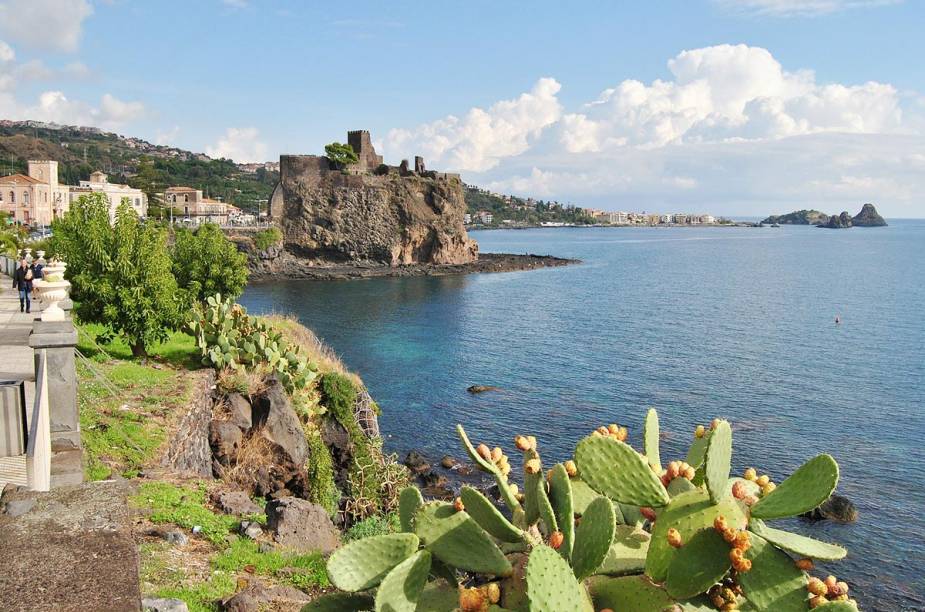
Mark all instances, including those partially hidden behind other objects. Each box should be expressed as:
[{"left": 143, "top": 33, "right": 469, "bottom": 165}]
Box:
[
  {"left": 463, "top": 185, "right": 593, "bottom": 226},
  {"left": 761, "top": 209, "right": 830, "bottom": 225},
  {"left": 0, "top": 120, "right": 278, "bottom": 214}
]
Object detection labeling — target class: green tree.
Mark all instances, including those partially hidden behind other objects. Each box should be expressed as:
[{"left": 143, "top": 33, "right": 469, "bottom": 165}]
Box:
[
  {"left": 324, "top": 142, "right": 359, "bottom": 167},
  {"left": 172, "top": 223, "right": 248, "bottom": 304},
  {"left": 52, "top": 192, "right": 181, "bottom": 357}
]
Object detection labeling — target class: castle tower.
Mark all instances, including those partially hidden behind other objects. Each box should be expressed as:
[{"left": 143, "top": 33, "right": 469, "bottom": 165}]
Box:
[{"left": 347, "top": 130, "right": 384, "bottom": 171}]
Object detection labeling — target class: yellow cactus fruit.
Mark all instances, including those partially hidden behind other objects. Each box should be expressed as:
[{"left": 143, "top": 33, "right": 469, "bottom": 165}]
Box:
[
  {"left": 525, "top": 458, "right": 541, "bottom": 475},
  {"left": 564, "top": 460, "right": 578, "bottom": 477},
  {"left": 476, "top": 444, "right": 491, "bottom": 461},
  {"left": 695, "top": 424, "right": 706, "bottom": 438},
  {"left": 743, "top": 467, "right": 757, "bottom": 481}
]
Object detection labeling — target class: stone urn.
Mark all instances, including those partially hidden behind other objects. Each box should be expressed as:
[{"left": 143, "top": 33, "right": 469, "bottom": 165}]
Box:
[
  {"left": 34, "top": 260, "right": 70, "bottom": 321},
  {"left": 35, "top": 250, "right": 45, "bottom": 260}
]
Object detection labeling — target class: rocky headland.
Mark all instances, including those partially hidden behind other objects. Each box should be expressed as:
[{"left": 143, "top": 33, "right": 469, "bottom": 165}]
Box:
[
  {"left": 762, "top": 203, "right": 887, "bottom": 229},
  {"left": 232, "top": 130, "right": 579, "bottom": 280}
]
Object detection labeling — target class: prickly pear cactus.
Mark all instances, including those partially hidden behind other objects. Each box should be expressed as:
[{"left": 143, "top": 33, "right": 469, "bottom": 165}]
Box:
[
  {"left": 414, "top": 502, "right": 512, "bottom": 576},
  {"left": 750, "top": 454, "right": 839, "bottom": 519},
  {"left": 326, "top": 533, "right": 419, "bottom": 592},
  {"left": 575, "top": 435, "right": 670, "bottom": 507},
  {"left": 526, "top": 545, "right": 593, "bottom": 612},
  {"left": 460, "top": 485, "right": 525, "bottom": 543},
  {"left": 373, "top": 549, "right": 431, "bottom": 612},
  {"left": 571, "top": 496, "right": 616, "bottom": 579}
]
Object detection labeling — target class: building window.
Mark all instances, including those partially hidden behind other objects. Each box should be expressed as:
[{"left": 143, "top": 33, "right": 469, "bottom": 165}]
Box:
[
  {"left": 10, "top": 191, "right": 15, "bottom": 203},
  {"left": 135, "top": 198, "right": 140, "bottom": 206},
  {"left": 23, "top": 191, "right": 29, "bottom": 204}
]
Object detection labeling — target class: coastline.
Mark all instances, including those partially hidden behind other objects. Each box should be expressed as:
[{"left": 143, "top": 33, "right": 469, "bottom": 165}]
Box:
[{"left": 247, "top": 252, "right": 580, "bottom": 282}]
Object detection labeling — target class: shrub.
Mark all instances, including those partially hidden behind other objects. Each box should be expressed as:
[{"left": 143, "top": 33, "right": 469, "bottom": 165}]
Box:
[
  {"left": 172, "top": 223, "right": 248, "bottom": 305},
  {"left": 52, "top": 193, "right": 181, "bottom": 357},
  {"left": 324, "top": 142, "right": 359, "bottom": 168},
  {"left": 344, "top": 513, "right": 399, "bottom": 542},
  {"left": 252, "top": 227, "right": 282, "bottom": 251}
]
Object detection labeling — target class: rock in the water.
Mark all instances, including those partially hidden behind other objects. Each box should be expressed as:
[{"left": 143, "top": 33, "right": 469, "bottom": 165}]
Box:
[
  {"left": 852, "top": 203, "right": 887, "bottom": 227},
  {"left": 209, "top": 421, "right": 243, "bottom": 466},
  {"left": 143, "top": 598, "right": 189, "bottom": 612},
  {"left": 404, "top": 451, "right": 431, "bottom": 475},
  {"left": 440, "top": 455, "right": 459, "bottom": 469},
  {"left": 225, "top": 393, "right": 253, "bottom": 430},
  {"left": 268, "top": 134, "right": 478, "bottom": 267},
  {"left": 801, "top": 494, "right": 858, "bottom": 522},
  {"left": 467, "top": 385, "right": 500, "bottom": 394},
  {"left": 213, "top": 490, "right": 263, "bottom": 515},
  {"left": 761, "top": 210, "right": 830, "bottom": 225},
  {"left": 265, "top": 497, "right": 339, "bottom": 554},
  {"left": 818, "top": 211, "right": 853, "bottom": 229}
]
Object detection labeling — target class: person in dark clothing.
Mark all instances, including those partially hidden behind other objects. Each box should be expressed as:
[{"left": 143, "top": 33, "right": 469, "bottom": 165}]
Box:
[{"left": 12, "top": 258, "right": 34, "bottom": 313}]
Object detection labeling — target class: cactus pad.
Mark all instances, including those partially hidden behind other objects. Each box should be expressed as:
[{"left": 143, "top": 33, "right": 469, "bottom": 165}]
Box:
[
  {"left": 398, "top": 486, "right": 423, "bottom": 533},
  {"left": 326, "top": 533, "right": 419, "bottom": 592},
  {"left": 415, "top": 581, "right": 459, "bottom": 611},
  {"left": 645, "top": 489, "right": 747, "bottom": 582},
  {"left": 587, "top": 575, "right": 676, "bottom": 612},
  {"left": 547, "top": 463, "right": 575, "bottom": 557},
  {"left": 569, "top": 478, "right": 602, "bottom": 516},
  {"left": 414, "top": 502, "right": 512, "bottom": 576},
  {"left": 374, "top": 550, "right": 431, "bottom": 612},
  {"left": 703, "top": 419, "right": 732, "bottom": 504},
  {"left": 460, "top": 486, "right": 525, "bottom": 543},
  {"left": 750, "top": 454, "right": 839, "bottom": 520},
  {"left": 813, "top": 602, "right": 860, "bottom": 611},
  {"left": 575, "top": 435, "right": 670, "bottom": 507},
  {"left": 523, "top": 448, "right": 542, "bottom": 524},
  {"left": 748, "top": 519, "right": 847, "bottom": 560},
  {"left": 644, "top": 407, "right": 662, "bottom": 472},
  {"left": 737, "top": 533, "right": 809, "bottom": 611},
  {"left": 301, "top": 592, "right": 375, "bottom": 611},
  {"left": 571, "top": 496, "right": 616, "bottom": 579},
  {"left": 667, "top": 476, "right": 697, "bottom": 497},
  {"left": 535, "top": 472, "right": 559, "bottom": 534},
  {"left": 526, "top": 545, "right": 594, "bottom": 612},
  {"left": 665, "top": 529, "right": 731, "bottom": 599},
  {"left": 596, "top": 524, "right": 650, "bottom": 576},
  {"left": 456, "top": 424, "right": 497, "bottom": 473},
  {"left": 685, "top": 429, "right": 712, "bottom": 468}
]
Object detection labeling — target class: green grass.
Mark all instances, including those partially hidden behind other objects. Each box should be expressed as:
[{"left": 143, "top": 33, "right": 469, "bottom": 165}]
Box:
[
  {"left": 131, "top": 481, "right": 240, "bottom": 546},
  {"left": 140, "top": 542, "right": 236, "bottom": 612},
  {"left": 344, "top": 513, "right": 399, "bottom": 542},
  {"left": 76, "top": 320, "right": 200, "bottom": 368},
  {"left": 212, "top": 538, "right": 330, "bottom": 590}
]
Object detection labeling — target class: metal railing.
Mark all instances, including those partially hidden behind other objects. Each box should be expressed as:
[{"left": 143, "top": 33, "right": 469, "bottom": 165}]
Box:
[{"left": 25, "top": 349, "right": 50, "bottom": 491}]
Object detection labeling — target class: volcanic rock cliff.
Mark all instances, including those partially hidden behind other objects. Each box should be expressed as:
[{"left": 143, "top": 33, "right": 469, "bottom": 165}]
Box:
[{"left": 268, "top": 131, "right": 477, "bottom": 267}]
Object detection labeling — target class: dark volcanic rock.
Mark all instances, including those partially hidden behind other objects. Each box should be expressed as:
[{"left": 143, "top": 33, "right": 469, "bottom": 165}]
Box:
[
  {"left": 265, "top": 497, "right": 340, "bottom": 554},
  {"left": 404, "top": 451, "right": 431, "bottom": 475},
  {"left": 801, "top": 494, "right": 858, "bottom": 522},
  {"left": 225, "top": 393, "right": 253, "bottom": 430},
  {"left": 467, "top": 385, "right": 500, "bottom": 394},
  {"left": 209, "top": 420, "right": 243, "bottom": 466},
  {"left": 761, "top": 209, "right": 830, "bottom": 225},
  {"left": 852, "top": 203, "right": 887, "bottom": 227},
  {"left": 251, "top": 377, "right": 310, "bottom": 469},
  {"left": 213, "top": 490, "right": 263, "bottom": 515},
  {"left": 819, "top": 211, "right": 853, "bottom": 229}
]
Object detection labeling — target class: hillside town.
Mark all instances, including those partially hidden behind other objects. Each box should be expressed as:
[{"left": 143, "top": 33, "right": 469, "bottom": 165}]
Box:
[{"left": 0, "top": 159, "right": 251, "bottom": 227}]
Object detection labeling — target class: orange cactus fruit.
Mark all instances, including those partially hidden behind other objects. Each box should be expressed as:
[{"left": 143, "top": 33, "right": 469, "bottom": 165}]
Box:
[
  {"left": 514, "top": 435, "right": 530, "bottom": 451},
  {"left": 667, "top": 528, "right": 683, "bottom": 548},
  {"left": 454, "top": 497, "right": 465, "bottom": 512},
  {"left": 476, "top": 444, "right": 491, "bottom": 461},
  {"left": 807, "top": 578, "right": 828, "bottom": 596},
  {"left": 795, "top": 558, "right": 814, "bottom": 571},
  {"left": 564, "top": 460, "right": 578, "bottom": 477},
  {"left": 485, "top": 582, "right": 501, "bottom": 604},
  {"left": 549, "top": 531, "right": 565, "bottom": 549}
]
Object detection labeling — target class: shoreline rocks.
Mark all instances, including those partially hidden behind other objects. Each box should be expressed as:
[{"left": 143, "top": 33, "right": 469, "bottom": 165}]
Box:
[{"left": 242, "top": 250, "right": 580, "bottom": 281}]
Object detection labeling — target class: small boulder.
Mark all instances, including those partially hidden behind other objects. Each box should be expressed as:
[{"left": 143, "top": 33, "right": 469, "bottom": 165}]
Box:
[
  {"left": 265, "top": 497, "right": 339, "bottom": 554},
  {"left": 213, "top": 490, "right": 263, "bottom": 515},
  {"left": 163, "top": 530, "right": 188, "bottom": 546},
  {"left": 240, "top": 520, "right": 263, "bottom": 539},
  {"left": 440, "top": 455, "right": 459, "bottom": 469},
  {"left": 404, "top": 451, "right": 431, "bottom": 475},
  {"left": 222, "top": 592, "right": 258, "bottom": 612},
  {"left": 2, "top": 499, "right": 35, "bottom": 517},
  {"left": 209, "top": 420, "right": 243, "bottom": 465},
  {"left": 142, "top": 598, "right": 189, "bottom": 612},
  {"left": 225, "top": 393, "right": 253, "bottom": 430}
]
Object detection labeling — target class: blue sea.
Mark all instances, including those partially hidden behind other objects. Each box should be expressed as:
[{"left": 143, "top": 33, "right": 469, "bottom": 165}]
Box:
[{"left": 241, "top": 222, "right": 925, "bottom": 611}]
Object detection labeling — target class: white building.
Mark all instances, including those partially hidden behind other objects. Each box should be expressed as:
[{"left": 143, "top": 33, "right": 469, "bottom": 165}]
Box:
[{"left": 72, "top": 171, "right": 147, "bottom": 221}]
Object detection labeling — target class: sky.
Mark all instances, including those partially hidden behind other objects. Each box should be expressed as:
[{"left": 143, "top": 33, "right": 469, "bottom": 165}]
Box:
[{"left": 1, "top": 0, "right": 924, "bottom": 217}]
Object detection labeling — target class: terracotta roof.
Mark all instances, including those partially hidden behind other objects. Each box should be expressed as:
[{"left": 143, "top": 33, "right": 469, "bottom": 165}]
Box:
[
  {"left": 0, "top": 173, "right": 42, "bottom": 185},
  {"left": 165, "top": 186, "right": 198, "bottom": 192},
  {"left": 201, "top": 198, "right": 225, "bottom": 204}
]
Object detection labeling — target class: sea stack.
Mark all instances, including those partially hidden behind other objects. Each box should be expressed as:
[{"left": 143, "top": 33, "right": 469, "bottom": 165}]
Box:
[
  {"left": 268, "top": 130, "right": 478, "bottom": 267},
  {"left": 819, "top": 211, "right": 854, "bottom": 229},
  {"left": 852, "top": 203, "right": 888, "bottom": 227}
]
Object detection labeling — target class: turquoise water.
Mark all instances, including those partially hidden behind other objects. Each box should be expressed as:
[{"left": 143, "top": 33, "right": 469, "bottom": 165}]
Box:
[{"left": 242, "top": 223, "right": 925, "bottom": 610}]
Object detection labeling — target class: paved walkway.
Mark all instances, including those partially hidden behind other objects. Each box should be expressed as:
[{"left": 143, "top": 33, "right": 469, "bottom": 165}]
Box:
[{"left": 0, "top": 272, "right": 36, "bottom": 490}]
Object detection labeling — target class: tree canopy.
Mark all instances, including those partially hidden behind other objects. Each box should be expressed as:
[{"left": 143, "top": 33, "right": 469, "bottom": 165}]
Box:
[
  {"left": 324, "top": 142, "right": 359, "bottom": 167},
  {"left": 171, "top": 223, "right": 248, "bottom": 305}
]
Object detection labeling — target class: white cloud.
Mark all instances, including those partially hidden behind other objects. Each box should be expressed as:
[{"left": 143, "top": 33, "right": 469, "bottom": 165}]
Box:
[
  {"left": 713, "top": 0, "right": 902, "bottom": 17},
  {"left": 155, "top": 126, "right": 181, "bottom": 146},
  {"left": 559, "top": 44, "right": 903, "bottom": 151},
  {"left": 0, "top": 0, "right": 93, "bottom": 53},
  {"left": 100, "top": 93, "right": 145, "bottom": 123},
  {"left": 206, "top": 127, "right": 268, "bottom": 162},
  {"left": 383, "top": 77, "right": 563, "bottom": 172},
  {"left": 390, "top": 44, "right": 924, "bottom": 217}
]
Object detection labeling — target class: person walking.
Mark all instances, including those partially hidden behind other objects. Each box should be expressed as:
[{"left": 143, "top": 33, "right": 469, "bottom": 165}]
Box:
[{"left": 12, "top": 258, "right": 34, "bottom": 313}]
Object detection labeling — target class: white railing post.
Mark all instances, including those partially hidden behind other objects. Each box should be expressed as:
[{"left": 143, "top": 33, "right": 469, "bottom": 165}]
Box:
[{"left": 25, "top": 350, "right": 50, "bottom": 492}]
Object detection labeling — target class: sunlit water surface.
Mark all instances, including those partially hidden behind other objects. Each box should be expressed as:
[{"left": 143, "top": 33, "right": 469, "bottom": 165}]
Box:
[{"left": 242, "top": 223, "right": 925, "bottom": 610}]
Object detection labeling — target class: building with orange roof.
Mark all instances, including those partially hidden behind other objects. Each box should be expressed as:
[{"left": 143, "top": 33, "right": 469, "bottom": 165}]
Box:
[{"left": 0, "top": 161, "right": 71, "bottom": 226}]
